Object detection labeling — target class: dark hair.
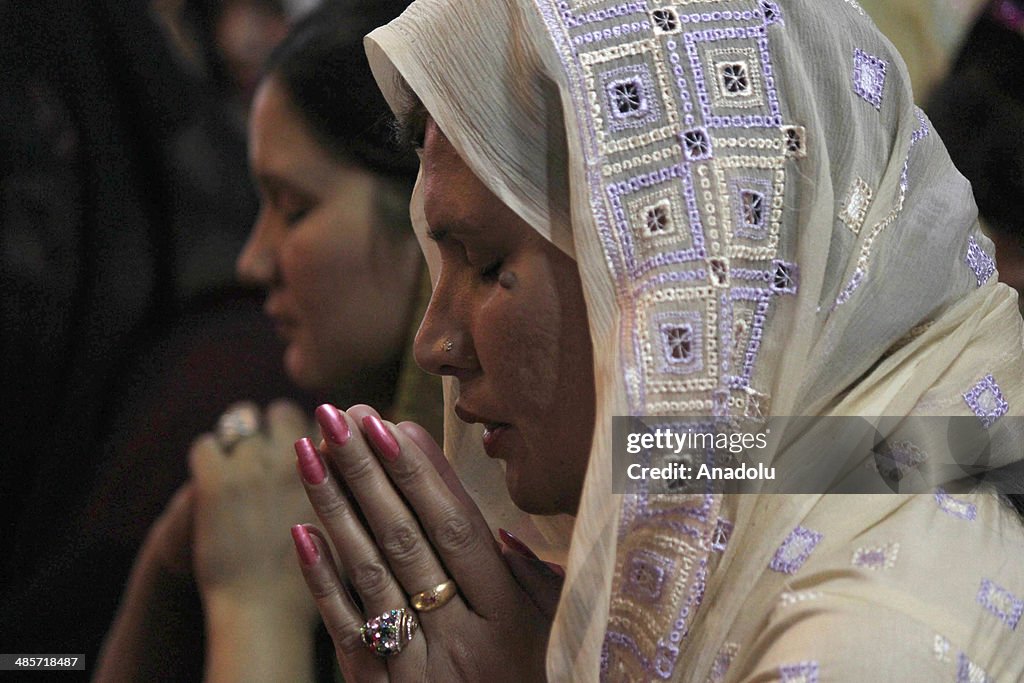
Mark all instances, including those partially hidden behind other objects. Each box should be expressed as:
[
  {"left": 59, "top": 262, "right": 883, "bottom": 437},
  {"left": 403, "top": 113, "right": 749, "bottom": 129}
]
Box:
[
  {"left": 926, "top": 5, "right": 1024, "bottom": 246},
  {"left": 261, "top": 0, "right": 418, "bottom": 184}
]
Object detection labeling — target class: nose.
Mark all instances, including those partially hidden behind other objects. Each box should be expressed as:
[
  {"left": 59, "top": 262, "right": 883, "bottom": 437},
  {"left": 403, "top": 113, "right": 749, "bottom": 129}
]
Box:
[
  {"left": 413, "top": 272, "right": 477, "bottom": 379},
  {"left": 236, "top": 205, "right": 278, "bottom": 286}
]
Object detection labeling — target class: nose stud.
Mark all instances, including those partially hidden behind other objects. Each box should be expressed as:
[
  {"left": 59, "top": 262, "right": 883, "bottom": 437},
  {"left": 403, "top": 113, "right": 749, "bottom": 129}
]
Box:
[{"left": 442, "top": 338, "right": 454, "bottom": 353}]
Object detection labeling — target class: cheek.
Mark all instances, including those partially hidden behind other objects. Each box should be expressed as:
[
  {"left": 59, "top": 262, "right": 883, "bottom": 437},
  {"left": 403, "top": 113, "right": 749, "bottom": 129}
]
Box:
[{"left": 479, "top": 266, "right": 566, "bottom": 415}]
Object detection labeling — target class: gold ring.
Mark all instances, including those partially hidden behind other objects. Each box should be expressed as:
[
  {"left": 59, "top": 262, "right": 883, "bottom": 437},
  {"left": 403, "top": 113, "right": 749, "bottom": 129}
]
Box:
[{"left": 409, "top": 579, "right": 458, "bottom": 612}]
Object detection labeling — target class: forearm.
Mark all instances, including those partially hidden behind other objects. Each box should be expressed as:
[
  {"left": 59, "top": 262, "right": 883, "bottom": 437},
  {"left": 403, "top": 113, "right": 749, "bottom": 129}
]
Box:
[
  {"left": 94, "top": 554, "right": 201, "bottom": 682},
  {"left": 203, "top": 595, "right": 316, "bottom": 683}
]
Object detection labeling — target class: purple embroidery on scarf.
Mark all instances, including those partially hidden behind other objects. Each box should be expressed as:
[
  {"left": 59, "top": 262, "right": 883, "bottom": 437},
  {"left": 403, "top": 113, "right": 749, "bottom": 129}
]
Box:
[
  {"left": 770, "top": 526, "right": 823, "bottom": 574},
  {"left": 770, "top": 259, "right": 799, "bottom": 294},
  {"left": 851, "top": 542, "right": 899, "bottom": 570},
  {"left": 957, "top": 652, "right": 994, "bottom": 683},
  {"left": 873, "top": 441, "right": 927, "bottom": 481},
  {"left": 853, "top": 48, "right": 887, "bottom": 110},
  {"left": 652, "top": 559, "right": 708, "bottom": 678},
  {"left": 977, "top": 578, "right": 1023, "bottom": 630},
  {"left": 561, "top": 1, "right": 649, "bottom": 29},
  {"left": 683, "top": 23, "right": 783, "bottom": 129},
  {"left": 779, "top": 661, "right": 819, "bottom": 683},
  {"left": 711, "top": 518, "right": 733, "bottom": 552},
  {"left": 934, "top": 488, "right": 978, "bottom": 521},
  {"left": 603, "top": 65, "right": 661, "bottom": 132},
  {"left": 707, "top": 644, "right": 739, "bottom": 682},
  {"left": 623, "top": 549, "right": 674, "bottom": 602},
  {"left": 912, "top": 106, "right": 931, "bottom": 143},
  {"left": 636, "top": 269, "right": 708, "bottom": 295},
  {"left": 573, "top": 20, "right": 652, "bottom": 47},
  {"left": 963, "top": 374, "right": 1009, "bottom": 428},
  {"left": 759, "top": 0, "right": 783, "bottom": 25},
  {"left": 730, "top": 291, "right": 771, "bottom": 382},
  {"left": 680, "top": 126, "right": 713, "bottom": 161},
  {"left": 657, "top": 311, "right": 704, "bottom": 374},
  {"left": 965, "top": 236, "right": 996, "bottom": 287},
  {"left": 833, "top": 267, "right": 866, "bottom": 309}
]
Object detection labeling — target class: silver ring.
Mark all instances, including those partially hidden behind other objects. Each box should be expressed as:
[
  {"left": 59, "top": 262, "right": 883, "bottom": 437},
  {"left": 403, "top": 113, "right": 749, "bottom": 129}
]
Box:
[
  {"left": 360, "top": 608, "right": 418, "bottom": 657},
  {"left": 215, "top": 405, "right": 261, "bottom": 452}
]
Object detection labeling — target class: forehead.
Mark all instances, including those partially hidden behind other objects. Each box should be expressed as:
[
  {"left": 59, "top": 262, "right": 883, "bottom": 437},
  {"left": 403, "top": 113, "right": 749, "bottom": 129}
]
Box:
[
  {"left": 249, "top": 78, "right": 322, "bottom": 168},
  {"left": 420, "top": 120, "right": 502, "bottom": 232}
]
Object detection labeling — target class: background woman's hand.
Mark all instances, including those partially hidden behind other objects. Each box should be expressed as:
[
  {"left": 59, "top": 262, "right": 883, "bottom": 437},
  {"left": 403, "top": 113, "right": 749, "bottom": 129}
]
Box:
[
  {"left": 189, "top": 400, "right": 321, "bottom": 682},
  {"left": 291, "top": 404, "right": 561, "bottom": 682}
]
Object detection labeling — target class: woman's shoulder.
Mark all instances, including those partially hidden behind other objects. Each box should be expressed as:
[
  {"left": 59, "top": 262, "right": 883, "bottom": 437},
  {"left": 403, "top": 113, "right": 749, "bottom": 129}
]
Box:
[{"left": 727, "top": 493, "right": 1023, "bottom": 682}]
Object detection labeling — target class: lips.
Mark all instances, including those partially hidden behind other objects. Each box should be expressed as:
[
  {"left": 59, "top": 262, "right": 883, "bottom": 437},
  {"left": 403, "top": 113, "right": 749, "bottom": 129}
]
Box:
[
  {"left": 264, "top": 297, "right": 298, "bottom": 339},
  {"left": 455, "top": 404, "right": 512, "bottom": 458},
  {"left": 481, "top": 423, "right": 511, "bottom": 457}
]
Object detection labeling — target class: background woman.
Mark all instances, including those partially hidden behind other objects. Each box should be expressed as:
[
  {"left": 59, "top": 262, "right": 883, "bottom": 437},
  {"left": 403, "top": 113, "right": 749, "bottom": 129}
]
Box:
[
  {"left": 288, "top": 0, "right": 1024, "bottom": 680},
  {"left": 96, "top": 3, "right": 438, "bottom": 680}
]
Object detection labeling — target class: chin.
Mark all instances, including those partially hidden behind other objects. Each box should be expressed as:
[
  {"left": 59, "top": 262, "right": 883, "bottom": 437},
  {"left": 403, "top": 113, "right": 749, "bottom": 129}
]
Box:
[
  {"left": 506, "top": 471, "right": 576, "bottom": 516},
  {"left": 284, "top": 346, "right": 326, "bottom": 391}
]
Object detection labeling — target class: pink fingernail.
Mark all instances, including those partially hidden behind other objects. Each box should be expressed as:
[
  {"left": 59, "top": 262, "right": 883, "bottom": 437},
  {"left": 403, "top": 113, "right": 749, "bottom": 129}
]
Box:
[
  {"left": 362, "top": 415, "right": 400, "bottom": 462},
  {"left": 294, "top": 438, "right": 326, "bottom": 485},
  {"left": 545, "top": 561, "right": 566, "bottom": 578},
  {"left": 499, "top": 528, "right": 539, "bottom": 561},
  {"left": 316, "top": 404, "right": 350, "bottom": 445},
  {"left": 291, "top": 525, "right": 319, "bottom": 566}
]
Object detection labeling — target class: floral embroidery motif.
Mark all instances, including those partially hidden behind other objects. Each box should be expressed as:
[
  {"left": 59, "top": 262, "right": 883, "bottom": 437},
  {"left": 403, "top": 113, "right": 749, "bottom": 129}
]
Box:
[
  {"left": 681, "top": 126, "right": 713, "bottom": 161},
  {"left": 759, "top": 0, "right": 782, "bottom": 24},
  {"left": 600, "top": 62, "right": 666, "bottom": 135},
  {"left": 663, "top": 324, "right": 695, "bottom": 364},
  {"left": 851, "top": 542, "right": 899, "bottom": 570},
  {"left": 707, "top": 47, "right": 764, "bottom": 109},
  {"left": 770, "top": 526, "right": 823, "bottom": 574},
  {"left": 710, "top": 518, "right": 733, "bottom": 552},
  {"left": 852, "top": 48, "right": 887, "bottom": 110},
  {"left": 963, "top": 374, "right": 1009, "bottom": 428},
  {"left": 976, "top": 579, "right": 1023, "bottom": 630},
  {"left": 655, "top": 310, "right": 705, "bottom": 376},
  {"left": 839, "top": 177, "right": 873, "bottom": 235},
  {"left": 643, "top": 199, "right": 675, "bottom": 237},
  {"left": 779, "top": 661, "right": 819, "bottom": 683},
  {"left": 770, "top": 260, "right": 798, "bottom": 294},
  {"left": 781, "top": 125, "right": 806, "bottom": 158},
  {"left": 708, "top": 257, "right": 730, "bottom": 287},
  {"left": 732, "top": 177, "right": 772, "bottom": 240},
  {"left": 934, "top": 489, "right": 978, "bottom": 521},
  {"left": 651, "top": 6, "right": 681, "bottom": 34},
  {"left": 623, "top": 549, "right": 674, "bottom": 602},
  {"left": 610, "top": 78, "right": 645, "bottom": 115},
  {"left": 965, "top": 236, "right": 996, "bottom": 287}
]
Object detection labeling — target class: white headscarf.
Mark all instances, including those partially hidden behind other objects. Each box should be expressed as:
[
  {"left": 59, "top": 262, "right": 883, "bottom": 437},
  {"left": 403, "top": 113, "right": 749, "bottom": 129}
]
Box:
[{"left": 368, "top": 1, "right": 1024, "bottom": 679}]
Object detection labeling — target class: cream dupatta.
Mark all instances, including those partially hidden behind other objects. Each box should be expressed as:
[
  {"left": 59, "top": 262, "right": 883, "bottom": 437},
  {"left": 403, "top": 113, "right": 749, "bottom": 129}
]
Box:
[{"left": 368, "top": 0, "right": 1024, "bottom": 680}]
